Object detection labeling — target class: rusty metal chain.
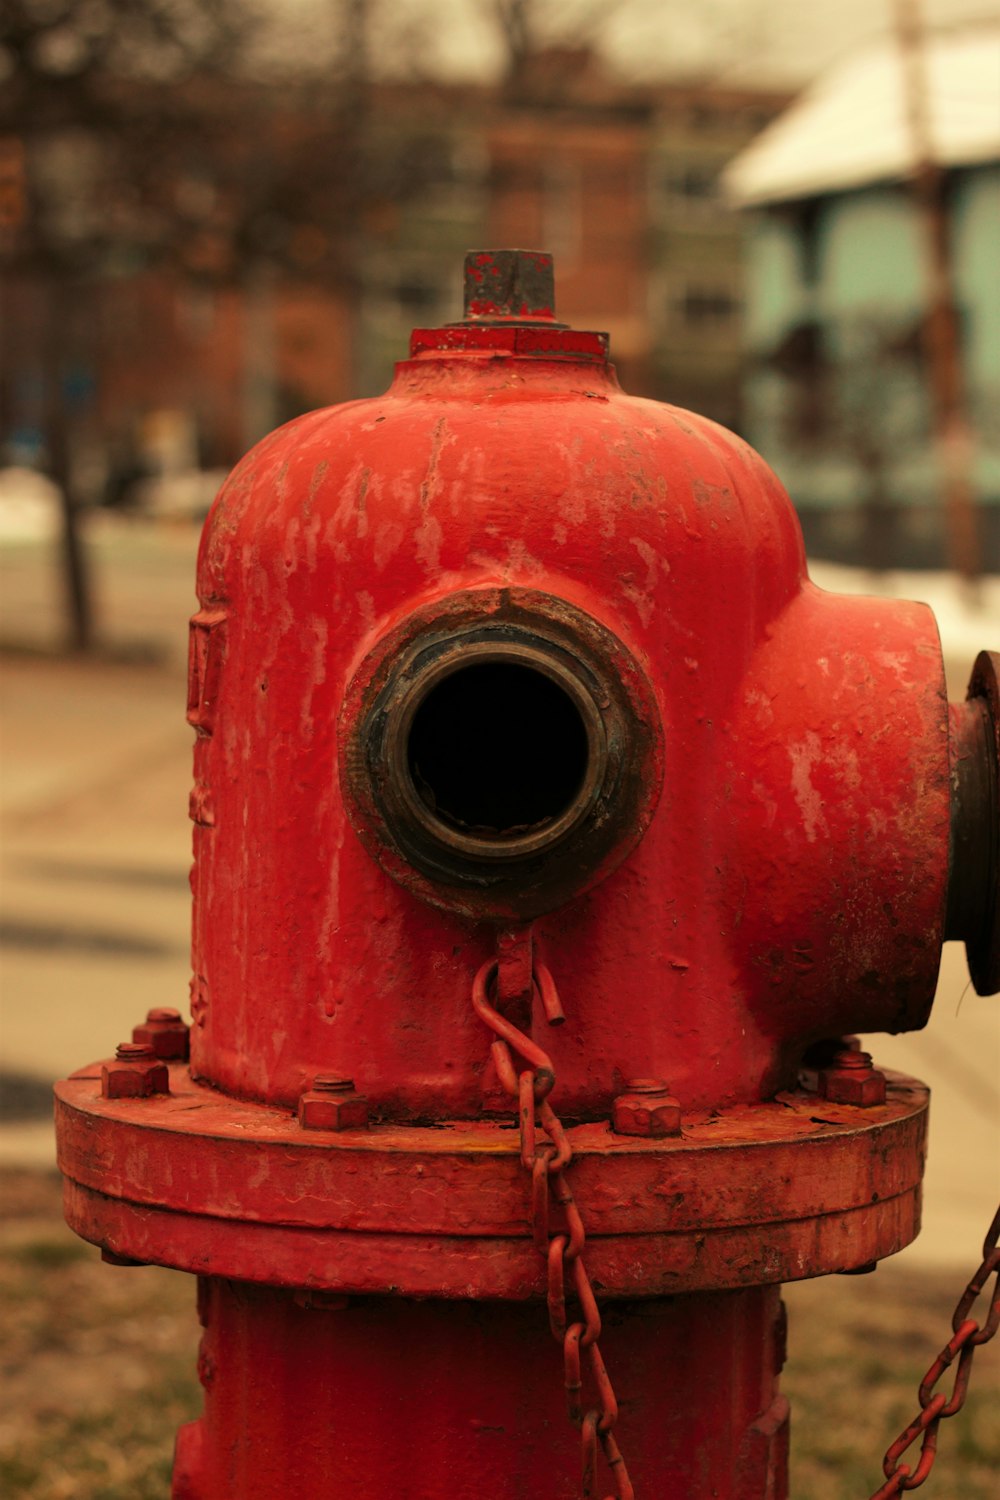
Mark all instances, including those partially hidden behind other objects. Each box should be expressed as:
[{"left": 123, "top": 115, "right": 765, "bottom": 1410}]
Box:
[
  {"left": 473, "top": 940, "right": 998, "bottom": 1500},
  {"left": 471, "top": 955, "right": 635, "bottom": 1500},
  {"left": 866, "top": 1202, "right": 1000, "bottom": 1498}
]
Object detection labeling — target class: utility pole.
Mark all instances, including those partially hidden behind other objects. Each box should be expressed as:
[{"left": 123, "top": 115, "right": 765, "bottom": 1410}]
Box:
[
  {"left": 891, "top": 0, "right": 980, "bottom": 582},
  {"left": 340, "top": 0, "right": 370, "bottom": 397}
]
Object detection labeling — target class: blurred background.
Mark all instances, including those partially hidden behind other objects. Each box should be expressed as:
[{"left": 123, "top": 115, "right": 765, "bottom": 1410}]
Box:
[{"left": 1, "top": 1, "right": 998, "bottom": 1496}]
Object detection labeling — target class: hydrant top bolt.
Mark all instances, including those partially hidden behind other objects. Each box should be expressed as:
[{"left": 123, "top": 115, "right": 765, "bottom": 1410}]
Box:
[
  {"left": 312, "top": 1076, "right": 355, "bottom": 1093},
  {"left": 462, "top": 249, "right": 563, "bottom": 325},
  {"left": 146, "top": 1007, "right": 182, "bottom": 1023},
  {"left": 624, "top": 1077, "right": 671, "bottom": 1095}
]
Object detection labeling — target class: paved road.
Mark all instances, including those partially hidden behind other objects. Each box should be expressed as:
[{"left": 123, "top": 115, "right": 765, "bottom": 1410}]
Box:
[{"left": 1, "top": 521, "right": 997, "bottom": 1269}]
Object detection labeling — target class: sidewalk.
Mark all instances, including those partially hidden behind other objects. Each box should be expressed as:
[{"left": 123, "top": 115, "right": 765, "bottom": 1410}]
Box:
[
  {"left": 1, "top": 521, "right": 997, "bottom": 1269},
  {"left": 1, "top": 518, "right": 195, "bottom": 1166}
]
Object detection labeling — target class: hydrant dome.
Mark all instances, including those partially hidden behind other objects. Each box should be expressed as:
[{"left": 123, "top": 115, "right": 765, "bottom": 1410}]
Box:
[{"left": 198, "top": 355, "right": 809, "bottom": 648}]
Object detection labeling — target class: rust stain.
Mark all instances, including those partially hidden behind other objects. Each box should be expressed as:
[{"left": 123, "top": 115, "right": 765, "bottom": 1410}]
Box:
[
  {"left": 356, "top": 466, "right": 371, "bottom": 515},
  {"left": 307, "top": 459, "right": 329, "bottom": 511},
  {"left": 419, "top": 417, "right": 448, "bottom": 515}
]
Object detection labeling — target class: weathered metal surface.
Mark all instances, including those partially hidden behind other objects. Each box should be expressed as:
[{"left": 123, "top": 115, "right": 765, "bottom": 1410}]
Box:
[
  {"left": 56, "top": 1063, "right": 927, "bottom": 1296},
  {"left": 340, "top": 587, "right": 663, "bottom": 920},
  {"left": 52, "top": 250, "right": 998, "bottom": 1500},
  {"left": 461, "top": 248, "right": 567, "bottom": 325},
  {"left": 169, "top": 1279, "right": 787, "bottom": 1500},
  {"left": 817, "top": 1047, "right": 888, "bottom": 1107},
  {"left": 185, "top": 277, "right": 952, "bottom": 1120},
  {"left": 132, "top": 1007, "right": 190, "bottom": 1059}
]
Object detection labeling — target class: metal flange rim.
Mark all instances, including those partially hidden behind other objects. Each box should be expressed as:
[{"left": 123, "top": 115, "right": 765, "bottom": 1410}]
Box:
[{"left": 55, "top": 1064, "right": 928, "bottom": 1298}]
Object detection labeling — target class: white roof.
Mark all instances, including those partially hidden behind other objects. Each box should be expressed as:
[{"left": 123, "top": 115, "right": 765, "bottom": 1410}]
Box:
[{"left": 723, "top": 24, "right": 1000, "bottom": 206}]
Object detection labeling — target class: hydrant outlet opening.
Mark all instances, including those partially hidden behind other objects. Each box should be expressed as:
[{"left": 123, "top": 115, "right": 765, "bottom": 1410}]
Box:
[
  {"left": 341, "top": 589, "right": 663, "bottom": 918},
  {"left": 406, "top": 659, "right": 591, "bottom": 844}
]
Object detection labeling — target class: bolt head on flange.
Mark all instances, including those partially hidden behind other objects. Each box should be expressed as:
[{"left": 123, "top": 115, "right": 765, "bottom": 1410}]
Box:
[
  {"left": 132, "top": 1007, "right": 190, "bottom": 1060},
  {"left": 298, "top": 1077, "right": 369, "bottom": 1132},
  {"left": 101, "top": 1043, "right": 169, "bottom": 1100},
  {"left": 612, "top": 1078, "right": 682, "bottom": 1138},
  {"left": 818, "top": 1050, "right": 887, "bottom": 1107}
]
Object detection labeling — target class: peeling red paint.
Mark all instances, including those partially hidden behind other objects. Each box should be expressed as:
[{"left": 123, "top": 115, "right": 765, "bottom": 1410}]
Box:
[{"left": 52, "top": 251, "right": 994, "bottom": 1500}]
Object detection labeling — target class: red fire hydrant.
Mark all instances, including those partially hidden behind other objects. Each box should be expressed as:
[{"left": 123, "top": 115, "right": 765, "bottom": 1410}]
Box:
[{"left": 55, "top": 251, "right": 998, "bottom": 1499}]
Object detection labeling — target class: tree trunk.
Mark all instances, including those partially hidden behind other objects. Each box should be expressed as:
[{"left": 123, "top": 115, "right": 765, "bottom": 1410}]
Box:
[{"left": 46, "top": 279, "right": 95, "bottom": 653}]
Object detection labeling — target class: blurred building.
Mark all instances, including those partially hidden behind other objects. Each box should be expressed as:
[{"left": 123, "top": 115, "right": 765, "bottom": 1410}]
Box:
[
  {"left": 362, "top": 64, "right": 788, "bottom": 432},
  {"left": 2, "top": 56, "right": 788, "bottom": 501},
  {"left": 725, "top": 23, "right": 1000, "bottom": 569}
]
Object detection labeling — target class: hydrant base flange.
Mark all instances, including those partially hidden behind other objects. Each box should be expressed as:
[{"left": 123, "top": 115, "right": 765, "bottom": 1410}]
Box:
[{"left": 56, "top": 1063, "right": 927, "bottom": 1297}]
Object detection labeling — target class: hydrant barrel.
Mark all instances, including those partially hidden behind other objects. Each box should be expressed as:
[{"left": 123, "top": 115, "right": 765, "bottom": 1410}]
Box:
[
  {"left": 54, "top": 249, "right": 998, "bottom": 1500},
  {"left": 175, "top": 1280, "right": 787, "bottom": 1498}
]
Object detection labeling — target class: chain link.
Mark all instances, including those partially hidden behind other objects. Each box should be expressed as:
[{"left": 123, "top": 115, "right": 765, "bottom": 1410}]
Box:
[
  {"left": 473, "top": 944, "right": 998, "bottom": 1500},
  {"left": 866, "top": 1203, "right": 1000, "bottom": 1498},
  {"left": 471, "top": 955, "right": 635, "bottom": 1500}
]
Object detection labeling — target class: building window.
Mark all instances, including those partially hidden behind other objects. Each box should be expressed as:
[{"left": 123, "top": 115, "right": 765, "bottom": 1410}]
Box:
[
  {"left": 543, "top": 163, "right": 582, "bottom": 269},
  {"left": 392, "top": 277, "right": 439, "bottom": 311},
  {"left": 671, "top": 164, "right": 719, "bottom": 201},
  {"left": 674, "top": 284, "right": 741, "bottom": 328},
  {"left": 656, "top": 159, "right": 724, "bottom": 213}
]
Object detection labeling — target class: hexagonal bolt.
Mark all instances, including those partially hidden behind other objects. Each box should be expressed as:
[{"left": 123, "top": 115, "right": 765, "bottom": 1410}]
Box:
[
  {"left": 799, "top": 1034, "right": 862, "bottom": 1091},
  {"left": 818, "top": 1049, "right": 887, "bottom": 1107},
  {"left": 611, "top": 1077, "right": 682, "bottom": 1138},
  {"left": 101, "top": 1042, "right": 170, "bottom": 1100},
  {"left": 298, "top": 1075, "right": 369, "bottom": 1132},
  {"left": 801, "top": 1035, "right": 861, "bottom": 1070},
  {"left": 132, "top": 1006, "right": 190, "bottom": 1060}
]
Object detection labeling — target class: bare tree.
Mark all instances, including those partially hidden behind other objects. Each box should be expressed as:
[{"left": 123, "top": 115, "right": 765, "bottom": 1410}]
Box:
[
  {"left": 487, "top": 0, "right": 620, "bottom": 94},
  {"left": 0, "top": 0, "right": 425, "bottom": 651},
  {"left": 1, "top": 0, "right": 265, "bottom": 651},
  {"left": 892, "top": 0, "right": 980, "bottom": 581}
]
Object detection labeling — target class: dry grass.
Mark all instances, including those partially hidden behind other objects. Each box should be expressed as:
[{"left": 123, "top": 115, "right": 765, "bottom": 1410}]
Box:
[
  {"left": 783, "top": 1266, "right": 999, "bottom": 1498},
  {"left": 2, "top": 1168, "right": 997, "bottom": 1498},
  {"left": 1, "top": 1171, "right": 196, "bottom": 1500}
]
